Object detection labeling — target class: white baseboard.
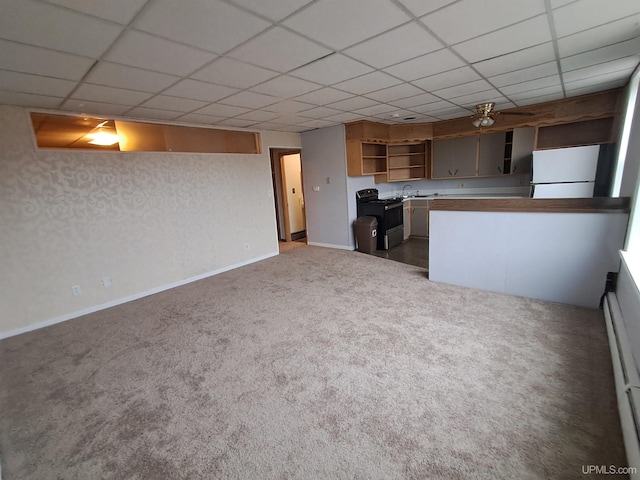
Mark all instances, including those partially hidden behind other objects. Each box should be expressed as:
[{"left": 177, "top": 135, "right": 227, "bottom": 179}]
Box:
[
  {"left": 306, "top": 241, "right": 354, "bottom": 251},
  {"left": 0, "top": 251, "right": 278, "bottom": 340}
]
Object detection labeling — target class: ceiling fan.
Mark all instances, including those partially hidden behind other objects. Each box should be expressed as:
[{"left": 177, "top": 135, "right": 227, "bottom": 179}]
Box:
[{"left": 471, "top": 102, "right": 533, "bottom": 128}]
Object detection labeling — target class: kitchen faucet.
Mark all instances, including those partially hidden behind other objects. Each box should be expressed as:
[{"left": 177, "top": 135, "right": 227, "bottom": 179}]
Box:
[{"left": 402, "top": 184, "right": 413, "bottom": 198}]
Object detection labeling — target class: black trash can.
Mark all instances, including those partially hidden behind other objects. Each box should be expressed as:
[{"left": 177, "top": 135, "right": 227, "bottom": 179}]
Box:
[{"left": 354, "top": 216, "right": 378, "bottom": 254}]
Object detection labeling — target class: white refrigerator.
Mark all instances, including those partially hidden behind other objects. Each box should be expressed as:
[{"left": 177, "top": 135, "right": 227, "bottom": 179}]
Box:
[{"left": 530, "top": 145, "right": 600, "bottom": 198}]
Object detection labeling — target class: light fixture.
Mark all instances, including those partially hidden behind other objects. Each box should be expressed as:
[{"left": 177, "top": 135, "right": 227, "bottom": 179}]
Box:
[
  {"left": 472, "top": 102, "right": 496, "bottom": 128},
  {"left": 86, "top": 120, "right": 120, "bottom": 146}
]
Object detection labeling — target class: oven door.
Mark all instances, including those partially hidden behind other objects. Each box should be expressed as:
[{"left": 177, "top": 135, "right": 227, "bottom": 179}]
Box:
[{"left": 383, "top": 202, "right": 403, "bottom": 230}]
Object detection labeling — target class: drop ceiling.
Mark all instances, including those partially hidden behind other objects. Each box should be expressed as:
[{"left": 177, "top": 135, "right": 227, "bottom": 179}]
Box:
[{"left": 1, "top": 0, "right": 639, "bottom": 133}]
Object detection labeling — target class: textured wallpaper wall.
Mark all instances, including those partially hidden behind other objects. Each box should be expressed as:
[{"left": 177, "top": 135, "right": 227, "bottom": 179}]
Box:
[{"left": 0, "top": 106, "right": 298, "bottom": 336}]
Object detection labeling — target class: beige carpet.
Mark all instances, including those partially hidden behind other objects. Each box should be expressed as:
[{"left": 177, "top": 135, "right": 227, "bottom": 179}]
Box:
[{"left": 0, "top": 245, "right": 626, "bottom": 479}]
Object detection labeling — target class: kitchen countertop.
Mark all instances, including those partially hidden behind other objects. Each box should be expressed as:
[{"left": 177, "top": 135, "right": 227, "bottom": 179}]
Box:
[
  {"left": 428, "top": 196, "right": 630, "bottom": 213},
  {"left": 402, "top": 194, "right": 526, "bottom": 200}
]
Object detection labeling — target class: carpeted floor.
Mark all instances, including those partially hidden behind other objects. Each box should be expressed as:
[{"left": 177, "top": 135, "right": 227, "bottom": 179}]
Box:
[{"left": 0, "top": 245, "right": 627, "bottom": 479}]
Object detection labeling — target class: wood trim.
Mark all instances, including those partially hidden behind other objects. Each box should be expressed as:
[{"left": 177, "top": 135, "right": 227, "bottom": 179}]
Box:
[{"left": 429, "top": 197, "right": 630, "bottom": 213}]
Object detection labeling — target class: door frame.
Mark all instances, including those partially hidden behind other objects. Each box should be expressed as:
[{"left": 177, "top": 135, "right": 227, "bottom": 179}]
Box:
[{"left": 270, "top": 148, "right": 303, "bottom": 242}]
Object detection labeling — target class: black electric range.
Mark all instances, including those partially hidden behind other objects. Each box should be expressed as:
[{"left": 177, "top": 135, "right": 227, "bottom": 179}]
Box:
[{"left": 356, "top": 189, "right": 404, "bottom": 250}]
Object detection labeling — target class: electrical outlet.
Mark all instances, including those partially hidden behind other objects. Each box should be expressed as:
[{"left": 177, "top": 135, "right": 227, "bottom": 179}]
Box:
[
  {"left": 71, "top": 285, "right": 82, "bottom": 296},
  {"left": 312, "top": 186, "right": 320, "bottom": 192},
  {"left": 458, "top": 183, "right": 464, "bottom": 188},
  {"left": 244, "top": 243, "right": 250, "bottom": 251}
]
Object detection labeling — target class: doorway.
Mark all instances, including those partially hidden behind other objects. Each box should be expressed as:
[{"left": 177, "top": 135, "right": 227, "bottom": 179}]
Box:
[{"left": 270, "top": 148, "right": 306, "bottom": 243}]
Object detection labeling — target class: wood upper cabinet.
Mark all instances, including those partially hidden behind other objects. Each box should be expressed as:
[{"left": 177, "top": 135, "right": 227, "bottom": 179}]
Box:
[
  {"left": 478, "top": 132, "right": 507, "bottom": 177},
  {"left": 387, "top": 142, "right": 428, "bottom": 181},
  {"left": 346, "top": 139, "right": 387, "bottom": 176},
  {"left": 432, "top": 136, "right": 478, "bottom": 179}
]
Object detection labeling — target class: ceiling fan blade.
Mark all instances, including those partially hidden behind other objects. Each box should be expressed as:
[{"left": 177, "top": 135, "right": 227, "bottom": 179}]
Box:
[{"left": 497, "top": 111, "right": 535, "bottom": 116}]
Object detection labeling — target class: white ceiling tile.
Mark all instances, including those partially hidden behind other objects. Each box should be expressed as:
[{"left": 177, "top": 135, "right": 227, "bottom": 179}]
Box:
[
  {"left": 163, "top": 79, "right": 238, "bottom": 103},
  {"left": 194, "top": 104, "right": 250, "bottom": 117},
  {"left": 343, "top": 22, "right": 443, "bottom": 69},
  {"left": 127, "top": 107, "right": 183, "bottom": 121},
  {"left": 508, "top": 85, "right": 564, "bottom": 103},
  {"left": 562, "top": 57, "right": 639, "bottom": 83},
  {"left": 106, "top": 30, "right": 217, "bottom": 76},
  {"left": 411, "top": 66, "right": 481, "bottom": 92},
  {"left": 353, "top": 104, "right": 397, "bottom": 116},
  {"left": 136, "top": 0, "right": 270, "bottom": 54},
  {"left": 177, "top": 113, "right": 226, "bottom": 124},
  {"left": 298, "top": 106, "right": 343, "bottom": 119},
  {"left": 263, "top": 100, "right": 317, "bottom": 114},
  {"left": 327, "top": 96, "right": 379, "bottom": 111},
  {"left": 0, "top": 40, "right": 94, "bottom": 81},
  {"left": 0, "top": 69, "right": 76, "bottom": 97},
  {"left": 43, "top": 0, "right": 148, "bottom": 24},
  {"left": 251, "top": 75, "right": 321, "bottom": 98},
  {"left": 86, "top": 62, "right": 180, "bottom": 93},
  {"left": 293, "top": 88, "right": 353, "bottom": 105},
  {"left": 383, "top": 49, "right": 465, "bottom": 82},
  {"left": 433, "top": 79, "right": 494, "bottom": 100},
  {"left": 290, "top": 54, "right": 373, "bottom": 85},
  {"left": 333, "top": 72, "right": 402, "bottom": 95},
  {"left": 71, "top": 84, "right": 153, "bottom": 106},
  {"left": 283, "top": 0, "right": 411, "bottom": 50},
  {"left": 421, "top": 0, "right": 546, "bottom": 45},
  {"left": 560, "top": 37, "right": 640, "bottom": 72},
  {"left": 557, "top": 14, "right": 640, "bottom": 58},
  {"left": 141, "top": 95, "right": 209, "bottom": 112},
  {"left": 565, "top": 71, "right": 633, "bottom": 92},
  {"left": 396, "top": 0, "right": 457, "bottom": 17},
  {"left": 299, "top": 119, "right": 337, "bottom": 129},
  {"left": 364, "top": 84, "right": 424, "bottom": 103},
  {"left": 220, "top": 91, "right": 279, "bottom": 109},
  {"left": 409, "top": 101, "right": 457, "bottom": 115},
  {"left": 0, "top": 0, "right": 124, "bottom": 58},
  {"left": 564, "top": 79, "right": 628, "bottom": 97},
  {"left": 489, "top": 62, "right": 559, "bottom": 87},
  {"left": 216, "top": 118, "right": 257, "bottom": 128},
  {"left": 473, "top": 43, "right": 556, "bottom": 77},
  {"left": 269, "top": 114, "right": 312, "bottom": 125},
  {"left": 192, "top": 58, "right": 279, "bottom": 89},
  {"left": 322, "top": 112, "right": 365, "bottom": 123},
  {"left": 552, "top": 0, "right": 640, "bottom": 37},
  {"left": 501, "top": 75, "right": 561, "bottom": 96},
  {"left": 0, "top": 90, "right": 63, "bottom": 109},
  {"left": 549, "top": 0, "right": 575, "bottom": 7},
  {"left": 514, "top": 92, "right": 565, "bottom": 106},
  {"left": 448, "top": 90, "right": 507, "bottom": 109},
  {"left": 60, "top": 99, "right": 132, "bottom": 116},
  {"left": 453, "top": 15, "right": 552, "bottom": 63},
  {"left": 389, "top": 93, "right": 440, "bottom": 109},
  {"left": 234, "top": 110, "right": 283, "bottom": 122},
  {"left": 229, "top": 0, "right": 314, "bottom": 21},
  {"left": 228, "top": 27, "right": 332, "bottom": 72}
]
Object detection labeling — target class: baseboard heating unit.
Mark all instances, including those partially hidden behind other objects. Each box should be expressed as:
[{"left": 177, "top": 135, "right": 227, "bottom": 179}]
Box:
[{"left": 604, "top": 256, "right": 640, "bottom": 479}]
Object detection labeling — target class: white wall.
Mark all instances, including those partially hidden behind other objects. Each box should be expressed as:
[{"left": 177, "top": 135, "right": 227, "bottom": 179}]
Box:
[
  {"left": 429, "top": 210, "right": 629, "bottom": 308},
  {"left": 300, "top": 125, "right": 352, "bottom": 249},
  {"left": 0, "top": 106, "right": 300, "bottom": 337}
]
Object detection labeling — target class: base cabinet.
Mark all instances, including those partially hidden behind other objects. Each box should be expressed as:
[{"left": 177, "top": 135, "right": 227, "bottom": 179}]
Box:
[{"left": 408, "top": 199, "right": 429, "bottom": 237}]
